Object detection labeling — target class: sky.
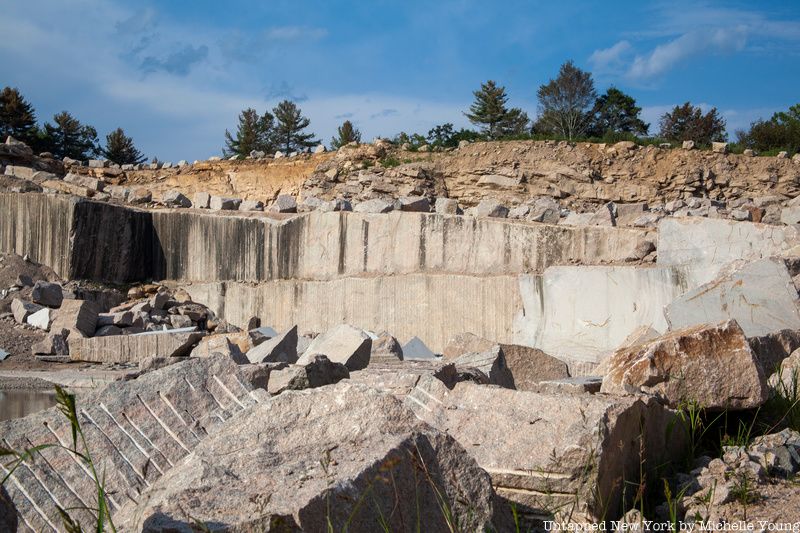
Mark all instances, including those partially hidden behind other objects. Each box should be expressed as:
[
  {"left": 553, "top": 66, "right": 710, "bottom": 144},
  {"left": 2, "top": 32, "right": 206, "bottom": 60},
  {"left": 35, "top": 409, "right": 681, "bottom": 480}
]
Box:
[{"left": 2, "top": 0, "right": 799, "bottom": 161}]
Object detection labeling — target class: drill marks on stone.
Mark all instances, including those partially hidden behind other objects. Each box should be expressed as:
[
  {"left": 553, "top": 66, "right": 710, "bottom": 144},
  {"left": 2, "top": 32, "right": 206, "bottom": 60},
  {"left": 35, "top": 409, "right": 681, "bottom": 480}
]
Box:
[
  {"left": 22, "top": 436, "right": 91, "bottom": 519},
  {"left": 122, "top": 412, "right": 175, "bottom": 469},
  {"left": 99, "top": 403, "right": 165, "bottom": 476},
  {"left": 157, "top": 391, "right": 201, "bottom": 442},
  {"left": 136, "top": 394, "right": 191, "bottom": 453},
  {"left": 0, "top": 461, "right": 56, "bottom": 532},
  {"left": 79, "top": 409, "right": 150, "bottom": 489},
  {"left": 213, "top": 374, "right": 246, "bottom": 410}
]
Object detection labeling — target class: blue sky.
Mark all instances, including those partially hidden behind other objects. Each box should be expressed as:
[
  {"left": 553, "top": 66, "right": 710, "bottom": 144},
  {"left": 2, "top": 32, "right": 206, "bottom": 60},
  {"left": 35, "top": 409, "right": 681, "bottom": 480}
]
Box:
[{"left": 2, "top": 0, "right": 799, "bottom": 161}]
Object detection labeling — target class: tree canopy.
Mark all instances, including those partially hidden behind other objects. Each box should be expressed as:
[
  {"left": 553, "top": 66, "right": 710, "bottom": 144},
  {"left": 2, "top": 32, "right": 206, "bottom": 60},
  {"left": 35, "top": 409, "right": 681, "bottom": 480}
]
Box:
[
  {"left": 42, "top": 111, "right": 99, "bottom": 160},
  {"left": 101, "top": 128, "right": 146, "bottom": 165},
  {"left": 736, "top": 104, "right": 800, "bottom": 155},
  {"left": 0, "top": 87, "right": 39, "bottom": 146},
  {"left": 588, "top": 87, "right": 649, "bottom": 137},
  {"left": 535, "top": 61, "right": 596, "bottom": 140},
  {"left": 272, "top": 100, "right": 317, "bottom": 153},
  {"left": 465, "top": 81, "right": 529, "bottom": 139},
  {"left": 224, "top": 108, "right": 275, "bottom": 157},
  {"left": 658, "top": 102, "right": 727, "bottom": 145},
  {"left": 330, "top": 120, "right": 361, "bottom": 149}
]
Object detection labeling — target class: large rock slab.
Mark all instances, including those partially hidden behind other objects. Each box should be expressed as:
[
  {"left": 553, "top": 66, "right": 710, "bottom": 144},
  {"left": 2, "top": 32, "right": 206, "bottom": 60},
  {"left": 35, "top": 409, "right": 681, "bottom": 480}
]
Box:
[
  {"left": 50, "top": 299, "right": 98, "bottom": 338},
  {"left": 189, "top": 332, "right": 249, "bottom": 364},
  {"left": 658, "top": 218, "right": 800, "bottom": 275},
  {"left": 267, "top": 355, "right": 349, "bottom": 394},
  {"left": 118, "top": 383, "right": 496, "bottom": 531},
  {"left": 72, "top": 329, "right": 204, "bottom": 363},
  {"left": 665, "top": 258, "right": 800, "bottom": 338},
  {"left": 405, "top": 378, "right": 683, "bottom": 523},
  {"left": 31, "top": 280, "right": 63, "bottom": 308},
  {"left": 245, "top": 325, "right": 298, "bottom": 363},
  {"left": 450, "top": 346, "right": 514, "bottom": 388},
  {"left": 297, "top": 324, "right": 371, "bottom": 370},
  {"left": 601, "top": 320, "right": 768, "bottom": 410},
  {"left": 0, "top": 356, "right": 260, "bottom": 530}
]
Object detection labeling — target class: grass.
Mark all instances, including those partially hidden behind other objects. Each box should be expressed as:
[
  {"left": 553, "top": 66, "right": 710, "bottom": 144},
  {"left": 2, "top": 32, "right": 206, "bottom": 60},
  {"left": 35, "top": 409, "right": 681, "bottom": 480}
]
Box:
[{"left": 1, "top": 385, "right": 116, "bottom": 532}]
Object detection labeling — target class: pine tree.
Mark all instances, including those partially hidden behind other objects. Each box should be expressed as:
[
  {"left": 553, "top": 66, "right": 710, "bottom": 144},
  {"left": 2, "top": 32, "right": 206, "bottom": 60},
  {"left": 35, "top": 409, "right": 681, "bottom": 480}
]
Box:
[
  {"left": 101, "top": 128, "right": 146, "bottom": 165},
  {"left": 224, "top": 108, "right": 275, "bottom": 157},
  {"left": 536, "top": 60, "right": 597, "bottom": 140},
  {"left": 330, "top": 120, "right": 361, "bottom": 149},
  {"left": 588, "top": 87, "right": 649, "bottom": 137},
  {"left": 659, "top": 102, "right": 727, "bottom": 145},
  {"left": 0, "top": 87, "right": 38, "bottom": 145},
  {"left": 465, "top": 81, "right": 524, "bottom": 139},
  {"left": 272, "top": 100, "right": 317, "bottom": 153},
  {"left": 42, "top": 111, "right": 99, "bottom": 160}
]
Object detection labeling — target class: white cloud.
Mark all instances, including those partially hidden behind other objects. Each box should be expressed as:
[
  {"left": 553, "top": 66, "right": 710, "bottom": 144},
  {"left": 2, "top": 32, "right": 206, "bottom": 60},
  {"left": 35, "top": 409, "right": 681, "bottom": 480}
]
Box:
[
  {"left": 588, "top": 40, "right": 632, "bottom": 74},
  {"left": 627, "top": 27, "right": 747, "bottom": 81}
]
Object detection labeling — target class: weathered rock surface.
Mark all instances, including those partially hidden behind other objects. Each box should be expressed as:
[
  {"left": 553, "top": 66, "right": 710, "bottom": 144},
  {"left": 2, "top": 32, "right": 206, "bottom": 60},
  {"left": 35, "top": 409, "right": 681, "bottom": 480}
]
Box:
[
  {"left": 601, "top": 320, "right": 768, "bottom": 410},
  {"left": 297, "top": 324, "right": 371, "bottom": 370},
  {"left": 50, "top": 299, "right": 98, "bottom": 338},
  {"left": 369, "top": 331, "right": 404, "bottom": 362},
  {"left": 450, "top": 346, "right": 514, "bottom": 388},
  {"left": 119, "top": 383, "right": 496, "bottom": 532},
  {"left": 406, "top": 378, "right": 683, "bottom": 522},
  {"left": 245, "top": 325, "right": 298, "bottom": 363}
]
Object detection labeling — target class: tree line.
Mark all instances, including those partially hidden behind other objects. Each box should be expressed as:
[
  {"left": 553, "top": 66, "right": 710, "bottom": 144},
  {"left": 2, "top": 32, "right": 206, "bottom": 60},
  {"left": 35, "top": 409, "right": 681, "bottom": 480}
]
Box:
[{"left": 0, "top": 87, "right": 146, "bottom": 164}]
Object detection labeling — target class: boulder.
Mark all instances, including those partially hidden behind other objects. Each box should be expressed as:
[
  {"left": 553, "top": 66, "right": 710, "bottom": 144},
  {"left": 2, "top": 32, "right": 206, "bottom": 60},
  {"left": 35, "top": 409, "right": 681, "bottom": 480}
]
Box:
[
  {"left": 11, "top": 298, "right": 42, "bottom": 324},
  {"left": 664, "top": 258, "right": 800, "bottom": 338},
  {"left": 398, "top": 196, "right": 431, "bottom": 212},
  {"left": 162, "top": 190, "right": 191, "bottom": 208},
  {"left": 370, "top": 331, "right": 403, "bottom": 362},
  {"left": 317, "top": 198, "right": 352, "bottom": 212},
  {"left": 402, "top": 336, "right": 437, "bottom": 360},
  {"left": 434, "top": 197, "right": 460, "bottom": 215},
  {"left": 239, "top": 199, "right": 264, "bottom": 212},
  {"left": 267, "top": 355, "right": 350, "bottom": 394},
  {"left": 500, "top": 343, "right": 570, "bottom": 390},
  {"left": 528, "top": 197, "right": 561, "bottom": 224},
  {"left": 297, "top": 324, "right": 371, "bottom": 370},
  {"left": 119, "top": 383, "right": 495, "bottom": 532},
  {"left": 31, "top": 328, "right": 70, "bottom": 356},
  {"left": 601, "top": 320, "right": 768, "bottom": 410},
  {"left": 749, "top": 329, "right": 800, "bottom": 377},
  {"left": 442, "top": 332, "right": 493, "bottom": 360},
  {"left": 473, "top": 198, "right": 508, "bottom": 218},
  {"left": 712, "top": 142, "right": 728, "bottom": 154},
  {"left": 31, "top": 281, "right": 63, "bottom": 308},
  {"left": 245, "top": 325, "right": 298, "bottom": 363},
  {"left": 210, "top": 196, "right": 242, "bottom": 210},
  {"left": 193, "top": 192, "right": 211, "bottom": 209},
  {"left": 190, "top": 332, "right": 250, "bottom": 364},
  {"left": 353, "top": 198, "right": 394, "bottom": 213},
  {"left": 26, "top": 308, "right": 51, "bottom": 331},
  {"left": 268, "top": 194, "right": 297, "bottom": 213},
  {"left": 72, "top": 329, "right": 203, "bottom": 363},
  {"left": 769, "top": 348, "right": 800, "bottom": 395},
  {"left": 406, "top": 379, "right": 683, "bottom": 523},
  {"left": 451, "top": 346, "right": 514, "bottom": 388},
  {"left": 128, "top": 188, "right": 152, "bottom": 204},
  {"left": 682, "top": 140, "right": 695, "bottom": 150},
  {"left": 782, "top": 207, "right": 800, "bottom": 226},
  {"left": 588, "top": 202, "right": 616, "bottom": 226}
]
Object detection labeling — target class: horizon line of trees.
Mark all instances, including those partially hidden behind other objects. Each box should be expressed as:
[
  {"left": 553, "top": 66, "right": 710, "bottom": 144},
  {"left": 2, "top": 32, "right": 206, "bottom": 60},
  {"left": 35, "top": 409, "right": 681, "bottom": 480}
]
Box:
[{"left": 0, "top": 87, "right": 146, "bottom": 165}]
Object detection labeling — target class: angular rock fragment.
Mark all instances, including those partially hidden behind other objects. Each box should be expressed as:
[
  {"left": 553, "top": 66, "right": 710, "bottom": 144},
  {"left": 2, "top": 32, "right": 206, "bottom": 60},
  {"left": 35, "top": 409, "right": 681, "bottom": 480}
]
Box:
[
  {"left": 193, "top": 191, "right": 211, "bottom": 208},
  {"left": 190, "top": 332, "right": 249, "bottom": 364},
  {"left": 268, "top": 194, "right": 297, "bottom": 213},
  {"left": 601, "top": 320, "right": 768, "bottom": 410},
  {"left": 353, "top": 198, "right": 394, "bottom": 213},
  {"left": 11, "top": 298, "right": 42, "bottom": 324},
  {"left": 398, "top": 196, "right": 430, "bottom": 212},
  {"left": 209, "top": 196, "right": 242, "bottom": 210},
  {"left": 434, "top": 197, "right": 460, "bottom": 215},
  {"left": 267, "top": 355, "right": 349, "bottom": 394},
  {"left": 162, "top": 190, "right": 191, "bottom": 208},
  {"left": 26, "top": 307, "right": 51, "bottom": 330},
  {"left": 370, "top": 331, "right": 403, "bottom": 362},
  {"left": 451, "top": 346, "right": 514, "bottom": 388},
  {"left": 297, "top": 324, "right": 371, "bottom": 370},
  {"left": 246, "top": 325, "right": 298, "bottom": 363},
  {"left": 50, "top": 299, "right": 98, "bottom": 337},
  {"left": 119, "top": 383, "right": 495, "bottom": 532},
  {"left": 402, "top": 336, "right": 437, "bottom": 360},
  {"left": 473, "top": 198, "right": 508, "bottom": 218},
  {"left": 31, "top": 280, "right": 63, "bottom": 308}
]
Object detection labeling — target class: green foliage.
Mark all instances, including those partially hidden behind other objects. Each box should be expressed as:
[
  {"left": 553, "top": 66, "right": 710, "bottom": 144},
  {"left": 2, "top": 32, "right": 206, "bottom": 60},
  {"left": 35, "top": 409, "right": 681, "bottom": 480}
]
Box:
[
  {"left": 393, "top": 131, "right": 428, "bottom": 150},
  {"left": 465, "top": 80, "right": 529, "bottom": 139},
  {"left": 0, "top": 86, "right": 39, "bottom": 146},
  {"left": 658, "top": 102, "right": 727, "bottom": 145},
  {"left": 101, "top": 128, "right": 146, "bottom": 165},
  {"left": 736, "top": 104, "right": 800, "bottom": 155},
  {"left": 224, "top": 108, "right": 275, "bottom": 157},
  {"left": 588, "top": 87, "right": 649, "bottom": 137},
  {"left": 1, "top": 385, "right": 117, "bottom": 532},
  {"left": 764, "top": 364, "right": 800, "bottom": 432},
  {"left": 272, "top": 100, "right": 317, "bottom": 154},
  {"left": 535, "top": 60, "right": 597, "bottom": 140},
  {"left": 331, "top": 120, "right": 361, "bottom": 150},
  {"left": 379, "top": 156, "right": 401, "bottom": 168},
  {"left": 42, "top": 111, "right": 99, "bottom": 160}
]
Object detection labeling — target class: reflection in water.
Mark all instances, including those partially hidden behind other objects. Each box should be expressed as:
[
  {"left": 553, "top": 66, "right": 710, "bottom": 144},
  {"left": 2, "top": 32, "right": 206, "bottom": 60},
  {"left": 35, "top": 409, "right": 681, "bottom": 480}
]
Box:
[{"left": 0, "top": 390, "right": 57, "bottom": 421}]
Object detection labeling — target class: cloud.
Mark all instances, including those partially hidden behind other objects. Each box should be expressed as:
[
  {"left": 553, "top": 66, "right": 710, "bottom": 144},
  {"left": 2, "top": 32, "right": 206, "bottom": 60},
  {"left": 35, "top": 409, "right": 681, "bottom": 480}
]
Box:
[
  {"left": 139, "top": 44, "right": 209, "bottom": 76},
  {"left": 370, "top": 108, "right": 399, "bottom": 119},
  {"left": 588, "top": 40, "right": 632, "bottom": 74},
  {"left": 627, "top": 27, "right": 747, "bottom": 81},
  {"left": 335, "top": 112, "right": 354, "bottom": 119},
  {"left": 265, "top": 81, "right": 308, "bottom": 103}
]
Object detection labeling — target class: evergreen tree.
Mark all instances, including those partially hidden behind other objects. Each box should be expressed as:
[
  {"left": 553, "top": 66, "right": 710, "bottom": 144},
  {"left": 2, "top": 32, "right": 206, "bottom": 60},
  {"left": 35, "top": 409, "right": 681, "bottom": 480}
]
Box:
[
  {"left": 42, "top": 111, "right": 99, "bottom": 160},
  {"left": 588, "top": 87, "right": 649, "bottom": 137},
  {"left": 330, "top": 120, "right": 361, "bottom": 149},
  {"left": 465, "top": 81, "right": 527, "bottom": 139},
  {"left": 536, "top": 60, "right": 597, "bottom": 140},
  {"left": 101, "top": 128, "right": 146, "bottom": 165},
  {"left": 272, "top": 100, "right": 317, "bottom": 153},
  {"left": 0, "top": 87, "right": 38, "bottom": 145},
  {"left": 224, "top": 108, "right": 275, "bottom": 157},
  {"left": 659, "top": 102, "right": 727, "bottom": 145}
]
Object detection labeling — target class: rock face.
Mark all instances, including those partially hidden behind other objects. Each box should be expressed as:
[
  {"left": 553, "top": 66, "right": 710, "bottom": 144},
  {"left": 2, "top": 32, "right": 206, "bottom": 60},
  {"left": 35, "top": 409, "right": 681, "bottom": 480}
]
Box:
[
  {"left": 664, "top": 258, "right": 800, "bottom": 338},
  {"left": 120, "top": 384, "right": 496, "bottom": 532},
  {"left": 406, "top": 378, "right": 684, "bottom": 523},
  {"left": 370, "top": 331, "right": 404, "bottom": 362},
  {"left": 0, "top": 356, "right": 260, "bottom": 530},
  {"left": 297, "top": 324, "right": 372, "bottom": 370},
  {"left": 601, "top": 320, "right": 768, "bottom": 410}
]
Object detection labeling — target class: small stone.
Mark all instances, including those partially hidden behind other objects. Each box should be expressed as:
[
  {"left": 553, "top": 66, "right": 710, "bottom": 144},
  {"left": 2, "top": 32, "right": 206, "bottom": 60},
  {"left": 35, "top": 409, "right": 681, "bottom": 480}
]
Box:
[{"left": 268, "top": 195, "right": 297, "bottom": 213}]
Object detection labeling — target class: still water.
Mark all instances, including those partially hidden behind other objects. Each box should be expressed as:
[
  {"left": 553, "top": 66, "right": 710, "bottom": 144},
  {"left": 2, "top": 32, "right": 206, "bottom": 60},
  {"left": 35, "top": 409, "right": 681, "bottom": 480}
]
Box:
[{"left": 0, "top": 390, "right": 57, "bottom": 421}]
